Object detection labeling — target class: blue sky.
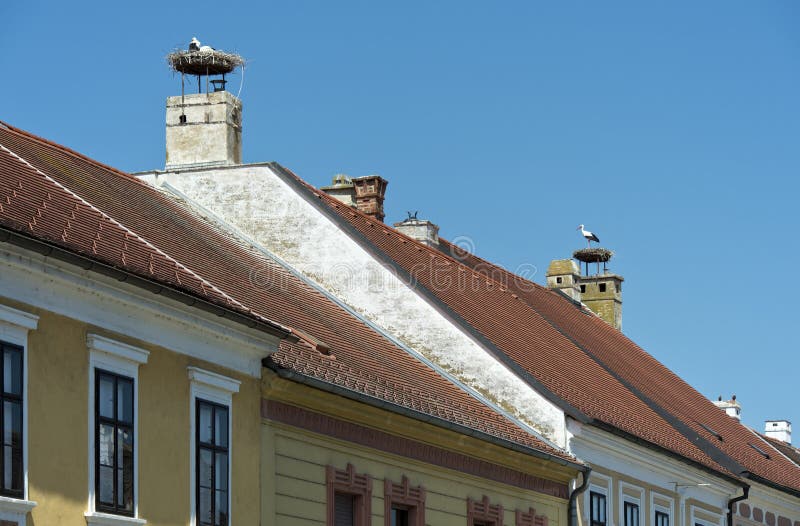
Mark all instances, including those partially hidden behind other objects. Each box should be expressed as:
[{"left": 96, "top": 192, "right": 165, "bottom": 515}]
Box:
[{"left": 3, "top": 1, "right": 799, "bottom": 433}]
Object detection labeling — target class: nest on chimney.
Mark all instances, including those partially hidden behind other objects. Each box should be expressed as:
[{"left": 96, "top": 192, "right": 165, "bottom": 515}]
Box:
[
  {"left": 573, "top": 247, "right": 613, "bottom": 263},
  {"left": 167, "top": 49, "right": 244, "bottom": 76}
]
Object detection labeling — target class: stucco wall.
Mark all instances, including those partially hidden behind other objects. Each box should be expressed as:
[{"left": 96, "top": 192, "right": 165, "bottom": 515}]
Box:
[
  {"left": 262, "top": 420, "right": 568, "bottom": 526},
  {"left": 3, "top": 299, "right": 261, "bottom": 526}
]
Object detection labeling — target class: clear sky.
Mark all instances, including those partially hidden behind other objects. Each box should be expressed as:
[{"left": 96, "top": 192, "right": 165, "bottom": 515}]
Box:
[{"left": 3, "top": 1, "right": 799, "bottom": 434}]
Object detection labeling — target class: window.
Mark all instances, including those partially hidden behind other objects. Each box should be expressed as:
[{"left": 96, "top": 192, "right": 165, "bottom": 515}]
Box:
[
  {"left": 599, "top": 283, "right": 607, "bottom": 293},
  {"left": 326, "top": 464, "right": 372, "bottom": 526},
  {"left": 86, "top": 334, "right": 148, "bottom": 525},
  {"left": 95, "top": 370, "right": 134, "bottom": 515},
  {"left": 467, "top": 496, "right": 502, "bottom": 526},
  {"left": 0, "top": 342, "right": 23, "bottom": 499},
  {"left": 188, "top": 367, "right": 239, "bottom": 526},
  {"left": 0, "top": 304, "right": 37, "bottom": 523},
  {"left": 624, "top": 502, "right": 639, "bottom": 526},
  {"left": 590, "top": 492, "right": 607, "bottom": 526},
  {"left": 580, "top": 284, "right": 587, "bottom": 293},
  {"left": 384, "top": 476, "right": 424, "bottom": 526},
  {"left": 390, "top": 507, "right": 409, "bottom": 526},
  {"left": 196, "top": 399, "right": 229, "bottom": 526},
  {"left": 656, "top": 511, "right": 670, "bottom": 526},
  {"left": 556, "top": 277, "right": 563, "bottom": 284}
]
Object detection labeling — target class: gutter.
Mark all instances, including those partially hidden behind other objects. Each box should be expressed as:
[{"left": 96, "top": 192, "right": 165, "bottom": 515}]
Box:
[
  {"left": 264, "top": 358, "right": 587, "bottom": 473},
  {"left": 727, "top": 485, "right": 749, "bottom": 526},
  {"left": 0, "top": 226, "right": 296, "bottom": 342},
  {"left": 568, "top": 468, "right": 592, "bottom": 526}
]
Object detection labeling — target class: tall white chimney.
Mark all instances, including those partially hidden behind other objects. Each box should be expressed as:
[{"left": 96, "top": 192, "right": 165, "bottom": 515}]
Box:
[{"left": 764, "top": 420, "right": 792, "bottom": 444}]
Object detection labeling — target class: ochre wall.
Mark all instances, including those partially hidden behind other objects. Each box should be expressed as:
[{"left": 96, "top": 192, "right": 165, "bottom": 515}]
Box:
[
  {"left": 3, "top": 298, "right": 261, "bottom": 526},
  {"left": 263, "top": 420, "right": 568, "bottom": 526},
  {"left": 262, "top": 373, "right": 575, "bottom": 526}
]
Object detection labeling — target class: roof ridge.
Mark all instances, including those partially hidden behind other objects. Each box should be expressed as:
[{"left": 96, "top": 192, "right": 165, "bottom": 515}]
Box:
[
  {"left": 0, "top": 121, "right": 154, "bottom": 191},
  {"left": 0, "top": 141, "right": 262, "bottom": 321},
  {"left": 284, "top": 167, "right": 526, "bottom": 294}
]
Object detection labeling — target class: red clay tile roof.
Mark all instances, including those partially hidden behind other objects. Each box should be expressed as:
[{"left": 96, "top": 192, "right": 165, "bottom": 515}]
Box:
[
  {"left": 0, "top": 122, "right": 577, "bottom": 464},
  {"left": 275, "top": 164, "right": 800, "bottom": 494}
]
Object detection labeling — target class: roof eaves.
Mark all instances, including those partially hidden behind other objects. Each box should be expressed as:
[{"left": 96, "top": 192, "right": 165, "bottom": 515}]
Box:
[
  {"left": 264, "top": 357, "right": 587, "bottom": 472},
  {"left": 0, "top": 225, "right": 295, "bottom": 341}
]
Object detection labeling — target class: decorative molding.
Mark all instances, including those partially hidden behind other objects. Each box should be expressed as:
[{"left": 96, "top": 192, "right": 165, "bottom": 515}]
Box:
[
  {"left": 0, "top": 496, "right": 36, "bottom": 524},
  {"left": 264, "top": 400, "right": 569, "bottom": 498},
  {"left": 87, "top": 334, "right": 150, "bottom": 367},
  {"left": 0, "top": 305, "right": 38, "bottom": 331},
  {"left": 516, "top": 507, "right": 548, "bottom": 526},
  {"left": 327, "top": 464, "right": 372, "bottom": 526},
  {"left": 468, "top": 495, "right": 503, "bottom": 526},
  {"left": 84, "top": 511, "right": 147, "bottom": 526},
  {"left": 187, "top": 367, "right": 240, "bottom": 399},
  {"left": 384, "top": 476, "right": 425, "bottom": 526}
]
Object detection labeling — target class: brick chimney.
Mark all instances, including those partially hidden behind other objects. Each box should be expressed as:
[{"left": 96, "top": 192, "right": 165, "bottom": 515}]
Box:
[
  {"left": 764, "top": 420, "right": 792, "bottom": 444},
  {"left": 352, "top": 175, "right": 388, "bottom": 222}
]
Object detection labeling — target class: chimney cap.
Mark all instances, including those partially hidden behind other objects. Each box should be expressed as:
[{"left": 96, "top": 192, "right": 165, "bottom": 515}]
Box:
[{"left": 321, "top": 173, "right": 354, "bottom": 190}]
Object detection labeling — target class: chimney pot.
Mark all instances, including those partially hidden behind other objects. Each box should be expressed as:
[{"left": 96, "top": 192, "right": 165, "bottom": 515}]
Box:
[{"left": 393, "top": 215, "right": 440, "bottom": 247}]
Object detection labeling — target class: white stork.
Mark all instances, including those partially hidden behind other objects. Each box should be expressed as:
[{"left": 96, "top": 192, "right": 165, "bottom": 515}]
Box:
[
  {"left": 577, "top": 224, "right": 600, "bottom": 247},
  {"left": 189, "top": 37, "right": 201, "bottom": 52}
]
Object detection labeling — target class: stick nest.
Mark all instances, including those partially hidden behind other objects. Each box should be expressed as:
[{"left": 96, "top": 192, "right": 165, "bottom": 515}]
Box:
[
  {"left": 167, "top": 49, "right": 244, "bottom": 76},
  {"left": 573, "top": 248, "right": 613, "bottom": 263}
]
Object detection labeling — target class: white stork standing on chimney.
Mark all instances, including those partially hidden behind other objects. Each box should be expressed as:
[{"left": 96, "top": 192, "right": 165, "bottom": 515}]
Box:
[{"left": 577, "top": 224, "right": 600, "bottom": 247}]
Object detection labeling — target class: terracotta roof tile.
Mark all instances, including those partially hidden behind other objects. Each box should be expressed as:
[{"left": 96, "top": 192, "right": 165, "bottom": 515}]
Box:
[
  {"left": 0, "top": 123, "right": 574, "bottom": 463},
  {"left": 280, "top": 163, "right": 800, "bottom": 492}
]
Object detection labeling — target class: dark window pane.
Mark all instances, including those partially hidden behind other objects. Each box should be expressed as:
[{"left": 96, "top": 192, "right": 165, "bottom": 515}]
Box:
[
  {"left": 215, "top": 408, "right": 228, "bottom": 448},
  {"left": 98, "top": 375, "right": 115, "bottom": 419},
  {"left": 199, "top": 487, "right": 213, "bottom": 525},
  {"left": 9, "top": 447, "right": 21, "bottom": 491},
  {"left": 117, "top": 380, "right": 133, "bottom": 424},
  {"left": 334, "top": 492, "right": 355, "bottom": 526},
  {"left": 120, "top": 428, "right": 133, "bottom": 510},
  {"left": 215, "top": 453, "right": 228, "bottom": 491},
  {"left": 99, "top": 465, "right": 114, "bottom": 504},
  {"left": 99, "top": 424, "right": 115, "bottom": 466},
  {"left": 199, "top": 403, "right": 213, "bottom": 444},
  {"left": 215, "top": 490, "right": 228, "bottom": 526},
  {"left": 199, "top": 448, "right": 213, "bottom": 488},
  {"left": 3, "top": 350, "right": 21, "bottom": 396},
  {"left": 392, "top": 508, "right": 409, "bottom": 526},
  {"left": 3, "top": 401, "right": 21, "bottom": 447}
]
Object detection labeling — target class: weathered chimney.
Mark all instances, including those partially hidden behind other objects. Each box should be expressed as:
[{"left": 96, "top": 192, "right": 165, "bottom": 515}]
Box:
[
  {"left": 713, "top": 395, "right": 741, "bottom": 420},
  {"left": 546, "top": 259, "right": 581, "bottom": 301},
  {"left": 764, "top": 420, "right": 792, "bottom": 444},
  {"left": 352, "top": 175, "right": 388, "bottom": 222},
  {"left": 165, "top": 91, "right": 242, "bottom": 169},
  {"left": 393, "top": 215, "right": 440, "bottom": 248},
  {"left": 320, "top": 174, "right": 356, "bottom": 207}
]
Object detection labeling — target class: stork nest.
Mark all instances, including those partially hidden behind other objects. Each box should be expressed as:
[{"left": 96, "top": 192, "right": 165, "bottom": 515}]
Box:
[
  {"left": 573, "top": 248, "right": 613, "bottom": 263},
  {"left": 167, "top": 49, "right": 244, "bottom": 76}
]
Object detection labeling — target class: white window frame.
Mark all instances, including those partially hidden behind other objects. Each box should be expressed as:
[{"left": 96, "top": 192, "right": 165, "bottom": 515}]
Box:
[
  {"left": 587, "top": 473, "right": 611, "bottom": 526},
  {"left": 85, "top": 334, "right": 149, "bottom": 526},
  {"left": 690, "top": 506, "right": 724, "bottom": 526},
  {"left": 188, "top": 367, "right": 239, "bottom": 526},
  {"left": 618, "top": 482, "right": 643, "bottom": 526},
  {"left": 651, "top": 492, "right": 674, "bottom": 526},
  {"left": 0, "top": 304, "right": 38, "bottom": 523}
]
